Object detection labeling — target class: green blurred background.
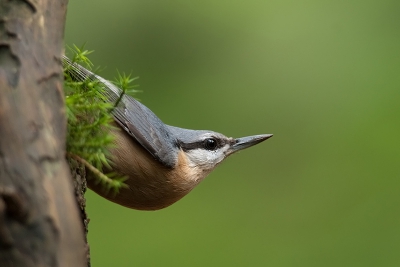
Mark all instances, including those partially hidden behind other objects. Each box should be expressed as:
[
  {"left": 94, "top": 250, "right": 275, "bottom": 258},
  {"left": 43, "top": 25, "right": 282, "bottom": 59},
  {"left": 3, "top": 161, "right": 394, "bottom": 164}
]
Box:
[{"left": 65, "top": 1, "right": 400, "bottom": 266}]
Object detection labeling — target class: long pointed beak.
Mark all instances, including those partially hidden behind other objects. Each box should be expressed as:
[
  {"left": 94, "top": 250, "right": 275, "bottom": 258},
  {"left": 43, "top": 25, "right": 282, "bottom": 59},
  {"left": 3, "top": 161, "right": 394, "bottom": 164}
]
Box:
[{"left": 229, "top": 134, "right": 273, "bottom": 155}]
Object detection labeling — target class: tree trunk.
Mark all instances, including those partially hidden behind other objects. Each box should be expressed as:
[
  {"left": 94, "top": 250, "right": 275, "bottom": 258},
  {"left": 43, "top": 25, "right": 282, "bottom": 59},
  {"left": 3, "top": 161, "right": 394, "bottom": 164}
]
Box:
[{"left": 0, "top": 1, "right": 86, "bottom": 266}]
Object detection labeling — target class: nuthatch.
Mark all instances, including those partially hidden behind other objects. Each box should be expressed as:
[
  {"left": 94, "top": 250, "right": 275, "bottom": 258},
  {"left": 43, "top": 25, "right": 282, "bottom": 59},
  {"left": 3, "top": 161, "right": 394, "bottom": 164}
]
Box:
[{"left": 63, "top": 56, "right": 272, "bottom": 210}]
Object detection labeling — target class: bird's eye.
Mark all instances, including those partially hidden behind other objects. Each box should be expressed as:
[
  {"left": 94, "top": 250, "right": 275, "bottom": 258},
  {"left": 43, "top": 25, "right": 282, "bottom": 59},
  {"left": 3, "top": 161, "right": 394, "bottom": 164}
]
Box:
[{"left": 204, "top": 138, "right": 218, "bottom": 150}]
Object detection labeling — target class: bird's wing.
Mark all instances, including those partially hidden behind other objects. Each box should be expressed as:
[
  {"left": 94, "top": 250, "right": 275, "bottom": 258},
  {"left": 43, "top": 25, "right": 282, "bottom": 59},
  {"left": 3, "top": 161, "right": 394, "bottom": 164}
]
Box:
[
  {"left": 63, "top": 56, "right": 178, "bottom": 168},
  {"left": 113, "top": 96, "right": 177, "bottom": 168}
]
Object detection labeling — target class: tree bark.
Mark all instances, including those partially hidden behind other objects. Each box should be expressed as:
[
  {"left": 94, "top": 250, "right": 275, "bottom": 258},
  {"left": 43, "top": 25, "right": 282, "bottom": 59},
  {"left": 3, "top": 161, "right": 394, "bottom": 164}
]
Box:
[{"left": 0, "top": 1, "right": 86, "bottom": 266}]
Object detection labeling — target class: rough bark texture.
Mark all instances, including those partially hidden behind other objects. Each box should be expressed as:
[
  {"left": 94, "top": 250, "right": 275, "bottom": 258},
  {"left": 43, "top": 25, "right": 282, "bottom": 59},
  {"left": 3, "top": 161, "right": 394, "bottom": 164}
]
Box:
[
  {"left": 0, "top": 0, "right": 86, "bottom": 266},
  {"left": 69, "top": 157, "right": 91, "bottom": 266}
]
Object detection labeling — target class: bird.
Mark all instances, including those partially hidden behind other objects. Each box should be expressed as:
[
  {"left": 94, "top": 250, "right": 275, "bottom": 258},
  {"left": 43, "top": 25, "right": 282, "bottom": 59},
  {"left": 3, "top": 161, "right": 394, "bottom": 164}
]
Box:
[{"left": 63, "top": 56, "right": 273, "bottom": 210}]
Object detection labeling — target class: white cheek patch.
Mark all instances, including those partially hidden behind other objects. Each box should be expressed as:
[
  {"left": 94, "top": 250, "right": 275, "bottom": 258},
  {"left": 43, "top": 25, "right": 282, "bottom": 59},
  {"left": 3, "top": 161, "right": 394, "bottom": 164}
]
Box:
[
  {"left": 186, "top": 145, "right": 230, "bottom": 170},
  {"left": 186, "top": 150, "right": 214, "bottom": 168},
  {"left": 205, "top": 152, "right": 216, "bottom": 162}
]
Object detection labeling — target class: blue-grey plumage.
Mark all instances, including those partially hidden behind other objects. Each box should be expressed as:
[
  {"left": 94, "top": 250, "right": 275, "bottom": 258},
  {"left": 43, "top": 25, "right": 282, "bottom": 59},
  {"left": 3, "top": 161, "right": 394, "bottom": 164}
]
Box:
[{"left": 63, "top": 56, "right": 272, "bottom": 210}]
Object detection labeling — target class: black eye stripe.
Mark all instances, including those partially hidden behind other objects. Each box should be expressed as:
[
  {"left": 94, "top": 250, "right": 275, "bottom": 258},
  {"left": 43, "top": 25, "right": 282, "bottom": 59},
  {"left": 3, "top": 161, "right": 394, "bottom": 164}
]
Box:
[
  {"left": 179, "top": 138, "right": 226, "bottom": 151},
  {"left": 179, "top": 141, "right": 203, "bottom": 151}
]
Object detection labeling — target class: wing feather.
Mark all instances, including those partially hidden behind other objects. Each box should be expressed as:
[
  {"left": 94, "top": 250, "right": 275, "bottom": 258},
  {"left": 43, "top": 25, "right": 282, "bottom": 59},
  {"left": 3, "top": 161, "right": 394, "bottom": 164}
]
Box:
[{"left": 63, "top": 56, "right": 177, "bottom": 168}]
